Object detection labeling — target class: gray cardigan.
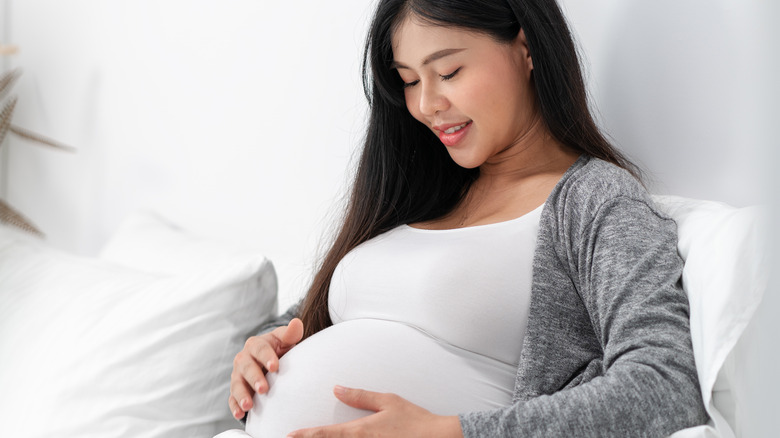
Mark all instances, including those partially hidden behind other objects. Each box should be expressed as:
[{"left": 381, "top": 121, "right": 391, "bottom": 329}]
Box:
[{"left": 259, "top": 155, "right": 708, "bottom": 437}]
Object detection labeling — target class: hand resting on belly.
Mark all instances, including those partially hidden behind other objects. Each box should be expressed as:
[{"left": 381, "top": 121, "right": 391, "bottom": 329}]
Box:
[
  {"left": 245, "top": 318, "right": 515, "bottom": 438},
  {"left": 229, "top": 318, "right": 304, "bottom": 421}
]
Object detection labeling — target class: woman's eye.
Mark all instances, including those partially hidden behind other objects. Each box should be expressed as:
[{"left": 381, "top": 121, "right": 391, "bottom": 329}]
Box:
[
  {"left": 401, "top": 68, "right": 459, "bottom": 89},
  {"left": 440, "top": 67, "right": 461, "bottom": 81},
  {"left": 402, "top": 80, "right": 419, "bottom": 89}
]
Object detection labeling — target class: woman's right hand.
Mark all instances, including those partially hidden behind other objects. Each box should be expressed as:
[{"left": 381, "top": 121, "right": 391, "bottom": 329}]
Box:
[{"left": 228, "top": 317, "right": 304, "bottom": 420}]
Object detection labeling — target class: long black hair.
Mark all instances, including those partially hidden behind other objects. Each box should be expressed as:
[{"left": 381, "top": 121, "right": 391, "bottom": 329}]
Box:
[{"left": 298, "top": 0, "right": 638, "bottom": 339}]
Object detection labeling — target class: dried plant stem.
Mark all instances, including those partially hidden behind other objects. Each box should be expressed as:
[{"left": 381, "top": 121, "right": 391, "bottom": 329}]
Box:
[
  {"left": 10, "top": 125, "right": 76, "bottom": 151},
  {"left": 0, "top": 69, "right": 21, "bottom": 102},
  {"left": 0, "top": 96, "right": 17, "bottom": 146},
  {"left": 0, "top": 67, "right": 71, "bottom": 237},
  {"left": 0, "top": 198, "right": 43, "bottom": 236}
]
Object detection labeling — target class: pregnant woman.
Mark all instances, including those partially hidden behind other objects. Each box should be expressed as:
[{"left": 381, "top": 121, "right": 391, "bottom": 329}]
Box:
[{"left": 227, "top": 0, "right": 709, "bottom": 436}]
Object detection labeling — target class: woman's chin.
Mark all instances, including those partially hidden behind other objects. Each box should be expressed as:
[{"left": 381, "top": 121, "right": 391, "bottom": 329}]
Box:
[{"left": 446, "top": 151, "right": 484, "bottom": 169}]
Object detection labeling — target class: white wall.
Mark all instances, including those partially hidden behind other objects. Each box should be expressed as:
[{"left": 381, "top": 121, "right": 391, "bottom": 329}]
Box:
[
  {"left": 561, "top": 0, "right": 773, "bottom": 207},
  {"left": 8, "top": 0, "right": 774, "bottom": 302},
  {"left": 735, "top": 1, "right": 780, "bottom": 435},
  {"left": 6, "top": 0, "right": 373, "bottom": 308}
]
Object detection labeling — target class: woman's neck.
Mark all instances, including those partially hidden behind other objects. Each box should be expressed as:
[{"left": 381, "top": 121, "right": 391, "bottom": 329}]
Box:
[
  {"left": 412, "top": 120, "right": 579, "bottom": 230},
  {"left": 477, "top": 116, "right": 579, "bottom": 191}
]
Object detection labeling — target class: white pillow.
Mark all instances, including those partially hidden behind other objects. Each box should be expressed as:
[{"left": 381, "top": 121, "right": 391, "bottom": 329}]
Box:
[
  {"left": 0, "top": 216, "right": 277, "bottom": 438},
  {"left": 99, "top": 211, "right": 267, "bottom": 276},
  {"left": 653, "top": 196, "right": 768, "bottom": 438}
]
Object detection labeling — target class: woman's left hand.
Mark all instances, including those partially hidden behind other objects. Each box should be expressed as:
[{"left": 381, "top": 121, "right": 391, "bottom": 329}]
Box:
[{"left": 286, "top": 386, "right": 463, "bottom": 438}]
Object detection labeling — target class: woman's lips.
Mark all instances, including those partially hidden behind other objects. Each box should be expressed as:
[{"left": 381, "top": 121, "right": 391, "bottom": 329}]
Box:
[{"left": 436, "top": 121, "right": 472, "bottom": 147}]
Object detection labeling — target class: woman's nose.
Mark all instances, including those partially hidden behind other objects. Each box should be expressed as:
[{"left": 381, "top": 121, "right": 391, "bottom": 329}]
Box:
[{"left": 418, "top": 83, "right": 449, "bottom": 116}]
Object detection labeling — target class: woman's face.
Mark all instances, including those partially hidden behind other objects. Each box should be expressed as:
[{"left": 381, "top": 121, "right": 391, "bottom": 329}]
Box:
[{"left": 392, "top": 17, "right": 537, "bottom": 169}]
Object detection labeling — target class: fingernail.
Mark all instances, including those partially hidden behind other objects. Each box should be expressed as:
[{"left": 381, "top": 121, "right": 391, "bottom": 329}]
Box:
[
  {"left": 254, "top": 381, "right": 263, "bottom": 393},
  {"left": 334, "top": 385, "right": 347, "bottom": 396},
  {"left": 233, "top": 408, "right": 241, "bottom": 419},
  {"left": 241, "top": 398, "right": 250, "bottom": 410},
  {"left": 266, "top": 360, "right": 274, "bottom": 371}
]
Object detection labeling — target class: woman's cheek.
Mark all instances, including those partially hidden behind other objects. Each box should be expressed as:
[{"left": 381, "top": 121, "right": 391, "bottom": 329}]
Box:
[{"left": 404, "top": 90, "right": 423, "bottom": 124}]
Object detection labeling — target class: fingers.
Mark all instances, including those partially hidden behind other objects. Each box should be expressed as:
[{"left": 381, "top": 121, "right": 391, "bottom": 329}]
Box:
[
  {"left": 228, "top": 394, "right": 245, "bottom": 420},
  {"left": 332, "top": 386, "right": 387, "bottom": 412},
  {"left": 288, "top": 420, "right": 359, "bottom": 438},
  {"left": 230, "top": 338, "right": 273, "bottom": 418},
  {"left": 291, "top": 389, "right": 449, "bottom": 438},
  {"left": 263, "top": 319, "right": 305, "bottom": 372},
  {"left": 228, "top": 319, "right": 306, "bottom": 419},
  {"left": 228, "top": 375, "right": 253, "bottom": 419},
  {"left": 287, "top": 425, "right": 340, "bottom": 438},
  {"left": 236, "top": 346, "right": 270, "bottom": 392},
  {"left": 243, "top": 336, "right": 279, "bottom": 373},
  {"left": 280, "top": 318, "right": 304, "bottom": 348}
]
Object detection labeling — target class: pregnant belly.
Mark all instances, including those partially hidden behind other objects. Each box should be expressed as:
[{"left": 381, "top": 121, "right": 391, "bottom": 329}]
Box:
[{"left": 245, "top": 319, "right": 515, "bottom": 438}]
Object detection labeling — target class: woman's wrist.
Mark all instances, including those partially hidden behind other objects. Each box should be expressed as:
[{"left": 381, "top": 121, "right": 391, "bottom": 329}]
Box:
[{"left": 435, "top": 415, "right": 464, "bottom": 438}]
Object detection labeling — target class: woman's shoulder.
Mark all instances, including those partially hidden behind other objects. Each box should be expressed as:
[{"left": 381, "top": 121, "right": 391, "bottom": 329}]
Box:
[
  {"left": 550, "top": 155, "right": 651, "bottom": 213},
  {"left": 562, "top": 155, "right": 645, "bottom": 198},
  {"left": 543, "top": 155, "right": 670, "bottom": 233}
]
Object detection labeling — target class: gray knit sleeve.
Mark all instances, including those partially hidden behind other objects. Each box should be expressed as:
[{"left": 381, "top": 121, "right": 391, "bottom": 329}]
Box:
[{"left": 459, "top": 194, "right": 707, "bottom": 436}]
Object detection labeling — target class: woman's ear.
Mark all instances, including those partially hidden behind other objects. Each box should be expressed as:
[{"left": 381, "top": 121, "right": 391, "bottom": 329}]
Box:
[{"left": 515, "top": 28, "right": 533, "bottom": 72}]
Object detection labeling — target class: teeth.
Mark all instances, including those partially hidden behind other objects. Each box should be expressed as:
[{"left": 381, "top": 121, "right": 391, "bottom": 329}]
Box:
[{"left": 444, "top": 122, "right": 468, "bottom": 134}]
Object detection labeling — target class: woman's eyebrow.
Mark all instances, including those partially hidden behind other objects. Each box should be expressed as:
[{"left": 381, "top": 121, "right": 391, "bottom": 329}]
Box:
[{"left": 391, "top": 48, "right": 466, "bottom": 70}]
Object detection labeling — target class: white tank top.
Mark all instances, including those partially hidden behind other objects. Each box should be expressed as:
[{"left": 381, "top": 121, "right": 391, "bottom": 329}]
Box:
[
  {"left": 245, "top": 205, "right": 542, "bottom": 437},
  {"left": 329, "top": 203, "right": 543, "bottom": 366}
]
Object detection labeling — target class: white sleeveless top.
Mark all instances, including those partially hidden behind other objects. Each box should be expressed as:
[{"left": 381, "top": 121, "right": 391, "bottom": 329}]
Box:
[{"left": 245, "top": 205, "right": 543, "bottom": 437}]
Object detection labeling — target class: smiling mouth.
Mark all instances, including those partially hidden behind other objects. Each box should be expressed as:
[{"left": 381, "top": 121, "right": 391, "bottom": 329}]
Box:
[
  {"left": 433, "top": 121, "right": 472, "bottom": 135},
  {"left": 435, "top": 121, "right": 473, "bottom": 147},
  {"left": 443, "top": 122, "right": 470, "bottom": 134}
]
